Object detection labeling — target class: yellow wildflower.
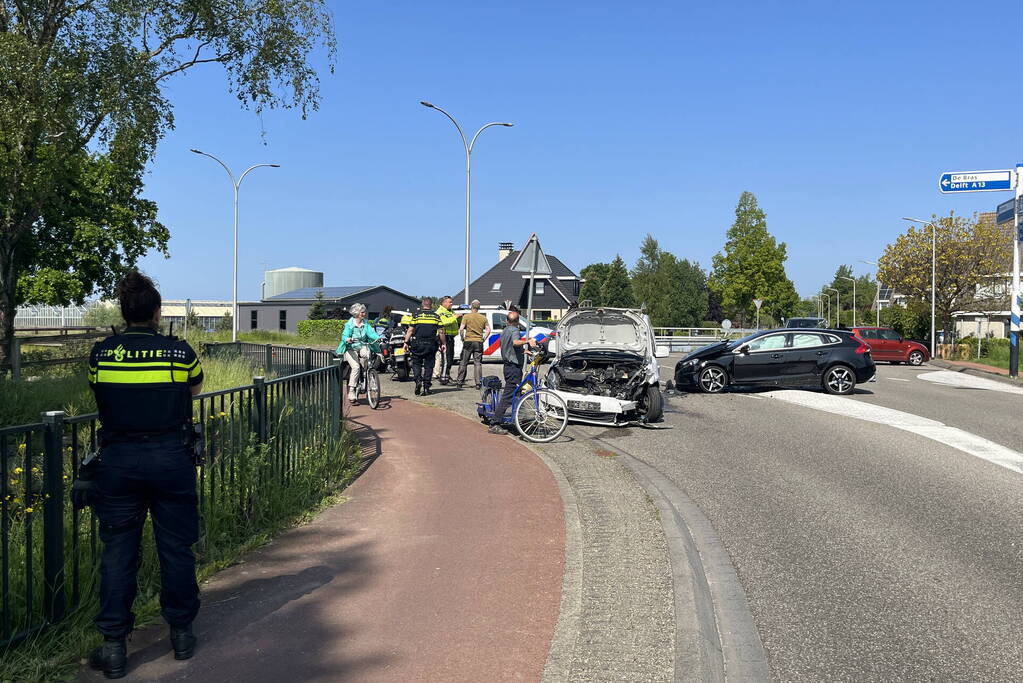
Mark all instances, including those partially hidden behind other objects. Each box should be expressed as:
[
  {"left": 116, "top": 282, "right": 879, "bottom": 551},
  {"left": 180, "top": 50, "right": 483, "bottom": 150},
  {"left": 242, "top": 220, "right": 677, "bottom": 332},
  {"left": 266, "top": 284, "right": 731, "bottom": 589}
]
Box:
[
  {"left": 24, "top": 507, "right": 33, "bottom": 513},
  {"left": 13, "top": 467, "right": 23, "bottom": 475},
  {"left": 31, "top": 467, "right": 40, "bottom": 474}
]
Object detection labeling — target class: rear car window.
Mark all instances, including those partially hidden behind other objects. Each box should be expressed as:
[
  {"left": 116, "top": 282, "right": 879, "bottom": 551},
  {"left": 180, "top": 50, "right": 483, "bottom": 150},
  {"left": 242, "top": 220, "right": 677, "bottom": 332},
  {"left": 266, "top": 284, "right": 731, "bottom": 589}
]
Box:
[{"left": 791, "top": 333, "right": 824, "bottom": 348}]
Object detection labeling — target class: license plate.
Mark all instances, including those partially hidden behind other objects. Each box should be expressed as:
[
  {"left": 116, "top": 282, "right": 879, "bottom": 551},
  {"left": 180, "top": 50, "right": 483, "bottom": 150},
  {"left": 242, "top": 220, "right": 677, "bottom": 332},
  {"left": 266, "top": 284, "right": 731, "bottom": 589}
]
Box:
[
  {"left": 568, "top": 400, "right": 601, "bottom": 411},
  {"left": 394, "top": 347, "right": 406, "bottom": 356}
]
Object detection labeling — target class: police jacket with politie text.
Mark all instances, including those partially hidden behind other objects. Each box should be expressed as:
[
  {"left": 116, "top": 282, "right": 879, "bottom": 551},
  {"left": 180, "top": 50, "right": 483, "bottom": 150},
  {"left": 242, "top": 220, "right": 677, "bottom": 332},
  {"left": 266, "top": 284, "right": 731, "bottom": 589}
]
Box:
[{"left": 88, "top": 327, "right": 203, "bottom": 437}]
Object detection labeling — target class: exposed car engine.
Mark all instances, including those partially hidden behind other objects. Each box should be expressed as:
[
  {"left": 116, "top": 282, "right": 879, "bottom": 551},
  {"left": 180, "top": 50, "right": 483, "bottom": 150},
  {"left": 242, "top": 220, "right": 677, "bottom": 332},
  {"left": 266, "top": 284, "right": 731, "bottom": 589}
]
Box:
[{"left": 547, "top": 353, "right": 647, "bottom": 400}]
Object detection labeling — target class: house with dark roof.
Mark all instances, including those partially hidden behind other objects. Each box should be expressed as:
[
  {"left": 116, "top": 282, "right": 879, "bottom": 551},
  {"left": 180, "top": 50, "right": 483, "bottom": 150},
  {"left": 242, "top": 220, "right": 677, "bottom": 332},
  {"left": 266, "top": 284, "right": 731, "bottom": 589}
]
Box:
[
  {"left": 453, "top": 242, "right": 582, "bottom": 321},
  {"left": 238, "top": 285, "right": 419, "bottom": 333}
]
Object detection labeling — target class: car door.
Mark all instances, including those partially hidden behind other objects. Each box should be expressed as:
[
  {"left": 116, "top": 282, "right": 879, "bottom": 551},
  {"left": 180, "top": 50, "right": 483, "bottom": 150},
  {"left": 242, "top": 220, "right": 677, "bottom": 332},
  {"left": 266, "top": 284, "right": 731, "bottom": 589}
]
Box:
[
  {"left": 787, "top": 332, "right": 832, "bottom": 382},
  {"left": 732, "top": 333, "right": 789, "bottom": 383},
  {"left": 876, "top": 328, "right": 903, "bottom": 361}
]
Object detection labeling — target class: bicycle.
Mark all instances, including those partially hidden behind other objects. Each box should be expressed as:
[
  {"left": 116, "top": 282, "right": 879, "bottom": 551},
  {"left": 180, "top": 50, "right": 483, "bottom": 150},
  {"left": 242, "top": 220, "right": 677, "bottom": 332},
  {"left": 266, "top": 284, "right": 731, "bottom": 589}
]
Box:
[
  {"left": 476, "top": 348, "right": 568, "bottom": 443},
  {"left": 344, "top": 342, "right": 381, "bottom": 409}
]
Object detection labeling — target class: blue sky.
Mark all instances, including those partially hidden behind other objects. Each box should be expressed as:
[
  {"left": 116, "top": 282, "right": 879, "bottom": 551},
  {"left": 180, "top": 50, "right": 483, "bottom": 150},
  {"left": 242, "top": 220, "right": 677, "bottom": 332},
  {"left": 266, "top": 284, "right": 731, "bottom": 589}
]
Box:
[{"left": 138, "top": 0, "right": 1023, "bottom": 302}]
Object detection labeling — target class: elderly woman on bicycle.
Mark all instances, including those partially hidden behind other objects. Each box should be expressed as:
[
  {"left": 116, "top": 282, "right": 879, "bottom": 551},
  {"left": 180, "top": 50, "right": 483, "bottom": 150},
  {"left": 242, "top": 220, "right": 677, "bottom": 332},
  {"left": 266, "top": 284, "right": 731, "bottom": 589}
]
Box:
[{"left": 336, "top": 303, "right": 381, "bottom": 404}]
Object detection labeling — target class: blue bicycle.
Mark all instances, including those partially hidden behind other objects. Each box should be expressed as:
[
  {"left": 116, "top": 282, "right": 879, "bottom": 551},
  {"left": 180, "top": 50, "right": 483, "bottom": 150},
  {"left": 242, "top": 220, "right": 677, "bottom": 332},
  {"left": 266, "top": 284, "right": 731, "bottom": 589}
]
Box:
[{"left": 477, "top": 349, "right": 568, "bottom": 443}]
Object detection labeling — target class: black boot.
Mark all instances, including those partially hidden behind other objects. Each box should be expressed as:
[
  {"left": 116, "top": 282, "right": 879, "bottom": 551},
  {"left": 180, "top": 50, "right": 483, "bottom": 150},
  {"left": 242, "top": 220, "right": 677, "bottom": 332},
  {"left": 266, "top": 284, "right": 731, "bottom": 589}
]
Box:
[
  {"left": 414, "top": 382, "right": 422, "bottom": 396},
  {"left": 170, "top": 624, "right": 197, "bottom": 660},
  {"left": 89, "top": 637, "right": 127, "bottom": 679},
  {"left": 422, "top": 384, "right": 432, "bottom": 396}
]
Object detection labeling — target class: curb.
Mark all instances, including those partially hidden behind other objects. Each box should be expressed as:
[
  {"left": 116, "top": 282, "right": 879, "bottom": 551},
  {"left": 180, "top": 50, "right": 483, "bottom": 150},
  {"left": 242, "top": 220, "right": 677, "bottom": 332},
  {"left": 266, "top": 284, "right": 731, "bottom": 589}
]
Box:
[{"left": 927, "top": 359, "right": 1019, "bottom": 386}]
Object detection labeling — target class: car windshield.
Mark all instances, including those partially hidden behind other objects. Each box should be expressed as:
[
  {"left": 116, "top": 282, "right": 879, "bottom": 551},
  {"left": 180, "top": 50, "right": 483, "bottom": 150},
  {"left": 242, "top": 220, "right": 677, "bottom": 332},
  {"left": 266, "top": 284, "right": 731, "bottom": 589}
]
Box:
[{"left": 726, "top": 332, "right": 763, "bottom": 350}]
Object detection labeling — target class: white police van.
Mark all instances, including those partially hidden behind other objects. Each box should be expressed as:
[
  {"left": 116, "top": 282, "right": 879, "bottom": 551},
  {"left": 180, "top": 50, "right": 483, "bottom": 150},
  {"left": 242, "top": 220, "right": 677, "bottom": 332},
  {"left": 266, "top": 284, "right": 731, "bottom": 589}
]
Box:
[{"left": 452, "top": 308, "right": 554, "bottom": 362}]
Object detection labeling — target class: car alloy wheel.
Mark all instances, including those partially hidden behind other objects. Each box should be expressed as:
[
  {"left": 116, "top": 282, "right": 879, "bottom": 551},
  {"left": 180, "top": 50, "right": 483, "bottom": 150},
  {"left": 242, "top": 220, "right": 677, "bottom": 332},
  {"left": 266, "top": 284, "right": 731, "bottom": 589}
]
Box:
[
  {"left": 908, "top": 350, "right": 925, "bottom": 366},
  {"left": 698, "top": 366, "right": 727, "bottom": 393},
  {"left": 824, "top": 366, "right": 855, "bottom": 395}
]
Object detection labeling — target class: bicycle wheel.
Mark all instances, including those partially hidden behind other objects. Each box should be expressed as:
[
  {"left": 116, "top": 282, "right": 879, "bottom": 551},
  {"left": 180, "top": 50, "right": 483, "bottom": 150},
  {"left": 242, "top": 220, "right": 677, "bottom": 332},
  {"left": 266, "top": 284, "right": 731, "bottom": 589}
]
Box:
[
  {"left": 513, "top": 388, "right": 568, "bottom": 443},
  {"left": 367, "top": 368, "right": 381, "bottom": 409}
]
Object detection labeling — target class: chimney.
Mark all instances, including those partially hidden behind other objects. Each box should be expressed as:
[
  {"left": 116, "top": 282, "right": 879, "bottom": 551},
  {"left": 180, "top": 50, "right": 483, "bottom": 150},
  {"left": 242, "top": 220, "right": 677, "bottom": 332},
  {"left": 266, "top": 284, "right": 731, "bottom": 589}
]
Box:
[{"left": 498, "top": 242, "right": 514, "bottom": 262}]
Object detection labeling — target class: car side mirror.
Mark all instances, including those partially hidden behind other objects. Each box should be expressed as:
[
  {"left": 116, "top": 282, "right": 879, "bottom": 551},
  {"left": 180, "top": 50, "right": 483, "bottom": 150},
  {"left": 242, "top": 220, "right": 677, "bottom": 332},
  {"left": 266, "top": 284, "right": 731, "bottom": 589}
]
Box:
[
  {"left": 654, "top": 345, "right": 670, "bottom": 358},
  {"left": 739, "top": 345, "right": 750, "bottom": 355}
]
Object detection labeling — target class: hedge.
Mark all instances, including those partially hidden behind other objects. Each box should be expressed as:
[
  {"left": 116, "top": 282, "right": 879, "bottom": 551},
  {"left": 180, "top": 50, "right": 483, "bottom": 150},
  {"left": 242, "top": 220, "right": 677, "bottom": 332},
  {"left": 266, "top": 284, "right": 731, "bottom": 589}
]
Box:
[{"left": 297, "top": 319, "right": 345, "bottom": 340}]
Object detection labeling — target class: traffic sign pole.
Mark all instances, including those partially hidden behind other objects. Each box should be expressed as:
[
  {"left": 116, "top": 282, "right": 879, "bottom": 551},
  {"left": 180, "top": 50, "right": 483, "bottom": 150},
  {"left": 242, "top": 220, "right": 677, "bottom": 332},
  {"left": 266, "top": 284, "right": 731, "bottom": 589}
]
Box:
[{"left": 1011, "top": 165, "right": 1022, "bottom": 378}]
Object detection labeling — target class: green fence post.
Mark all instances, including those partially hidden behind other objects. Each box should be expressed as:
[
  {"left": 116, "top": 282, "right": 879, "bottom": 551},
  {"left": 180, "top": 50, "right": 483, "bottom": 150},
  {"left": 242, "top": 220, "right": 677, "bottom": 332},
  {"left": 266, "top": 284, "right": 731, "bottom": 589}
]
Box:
[
  {"left": 41, "top": 410, "right": 67, "bottom": 623},
  {"left": 253, "top": 376, "right": 267, "bottom": 444},
  {"left": 265, "top": 344, "right": 273, "bottom": 375},
  {"left": 329, "top": 358, "right": 342, "bottom": 438},
  {"left": 305, "top": 348, "right": 312, "bottom": 371},
  {"left": 11, "top": 337, "right": 22, "bottom": 380}
]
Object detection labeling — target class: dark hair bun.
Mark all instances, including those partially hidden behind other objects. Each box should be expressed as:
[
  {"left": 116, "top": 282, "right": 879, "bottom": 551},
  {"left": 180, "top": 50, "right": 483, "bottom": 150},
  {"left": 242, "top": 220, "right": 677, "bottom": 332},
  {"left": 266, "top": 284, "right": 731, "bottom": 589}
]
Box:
[{"left": 118, "top": 270, "right": 161, "bottom": 324}]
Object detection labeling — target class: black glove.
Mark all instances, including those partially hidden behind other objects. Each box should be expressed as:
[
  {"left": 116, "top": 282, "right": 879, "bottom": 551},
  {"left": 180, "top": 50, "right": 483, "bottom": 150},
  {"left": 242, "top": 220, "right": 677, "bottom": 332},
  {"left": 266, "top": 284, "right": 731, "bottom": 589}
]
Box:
[{"left": 71, "top": 451, "right": 101, "bottom": 510}]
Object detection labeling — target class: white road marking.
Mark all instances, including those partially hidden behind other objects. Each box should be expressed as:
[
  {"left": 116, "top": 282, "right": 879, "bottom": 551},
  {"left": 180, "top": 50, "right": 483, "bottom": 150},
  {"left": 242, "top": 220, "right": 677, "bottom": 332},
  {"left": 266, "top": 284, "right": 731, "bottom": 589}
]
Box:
[
  {"left": 887, "top": 377, "right": 910, "bottom": 382},
  {"left": 762, "top": 390, "right": 1023, "bottom": 476},
  {"left": 738, "top": 393, "right": 765, "bottom": 399},
  {"left": 917, "top": 370, "right": 1023, "bottom": 396}
]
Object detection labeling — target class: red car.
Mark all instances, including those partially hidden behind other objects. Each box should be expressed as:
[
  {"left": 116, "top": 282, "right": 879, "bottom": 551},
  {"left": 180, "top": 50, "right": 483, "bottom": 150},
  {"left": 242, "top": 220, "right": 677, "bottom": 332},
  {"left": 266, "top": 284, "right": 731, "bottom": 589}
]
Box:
[{"left": 851, "top": 327, "right": 929, "bottom": 365}]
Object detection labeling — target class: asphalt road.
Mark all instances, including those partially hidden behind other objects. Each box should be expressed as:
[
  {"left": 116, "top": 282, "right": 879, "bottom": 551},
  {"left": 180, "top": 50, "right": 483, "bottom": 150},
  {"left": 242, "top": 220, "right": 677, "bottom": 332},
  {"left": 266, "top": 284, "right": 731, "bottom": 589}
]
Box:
[{"left": 579, "top": 356, "right": 1023, "bottom": 681}]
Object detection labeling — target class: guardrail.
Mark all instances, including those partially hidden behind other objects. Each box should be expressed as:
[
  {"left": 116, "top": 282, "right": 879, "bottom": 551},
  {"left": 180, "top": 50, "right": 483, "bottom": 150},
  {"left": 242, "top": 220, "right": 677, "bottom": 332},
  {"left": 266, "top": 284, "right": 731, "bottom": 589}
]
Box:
[{"left": 0, "top": 361, "right": 344, "bottom": 648}]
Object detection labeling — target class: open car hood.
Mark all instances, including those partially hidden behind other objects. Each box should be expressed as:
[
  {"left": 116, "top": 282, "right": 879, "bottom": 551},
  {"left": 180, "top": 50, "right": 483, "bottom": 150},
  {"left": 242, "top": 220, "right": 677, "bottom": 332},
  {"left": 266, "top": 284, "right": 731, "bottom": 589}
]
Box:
[{"left": 555, "top": 308, "right": 649, "bottom": 354}]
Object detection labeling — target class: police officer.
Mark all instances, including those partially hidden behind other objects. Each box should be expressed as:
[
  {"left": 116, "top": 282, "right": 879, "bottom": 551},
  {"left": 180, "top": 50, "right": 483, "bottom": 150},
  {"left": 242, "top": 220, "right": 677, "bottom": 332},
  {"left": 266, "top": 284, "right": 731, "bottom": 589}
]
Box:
[
  {"left": 87, "top": 271, "right": 204, "bottom": 678},
  {"left": 432, "top": 296, "right": 459, "bottom": 385},
  {"left": 404, "top": 297, "right": 447, "bottom": 396}
]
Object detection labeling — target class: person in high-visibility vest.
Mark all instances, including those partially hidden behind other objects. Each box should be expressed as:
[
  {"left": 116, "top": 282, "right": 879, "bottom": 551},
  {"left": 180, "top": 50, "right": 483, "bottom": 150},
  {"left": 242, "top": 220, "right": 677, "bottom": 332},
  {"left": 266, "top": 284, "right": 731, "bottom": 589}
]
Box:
[{"left": 431, "top": 296, "right": 460, "bottom": 386}]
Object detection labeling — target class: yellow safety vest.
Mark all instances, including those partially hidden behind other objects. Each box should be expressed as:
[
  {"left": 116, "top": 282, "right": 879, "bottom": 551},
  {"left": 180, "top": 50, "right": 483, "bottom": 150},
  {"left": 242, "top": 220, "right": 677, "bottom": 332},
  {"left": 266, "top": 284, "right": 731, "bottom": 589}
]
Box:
[{"left": 435, "top": 306, "right": 459, "bottom": 335}]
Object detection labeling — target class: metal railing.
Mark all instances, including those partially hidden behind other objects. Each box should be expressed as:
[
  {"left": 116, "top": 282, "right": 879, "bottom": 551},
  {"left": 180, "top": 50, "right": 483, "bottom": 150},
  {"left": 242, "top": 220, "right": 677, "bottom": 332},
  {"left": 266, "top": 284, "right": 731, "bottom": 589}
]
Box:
[
  {"left": 0, "top": 360, "right": 344, "bottom": 648},
  {"left": 203, "top": 342, "right": 336, "bottom": 377}
]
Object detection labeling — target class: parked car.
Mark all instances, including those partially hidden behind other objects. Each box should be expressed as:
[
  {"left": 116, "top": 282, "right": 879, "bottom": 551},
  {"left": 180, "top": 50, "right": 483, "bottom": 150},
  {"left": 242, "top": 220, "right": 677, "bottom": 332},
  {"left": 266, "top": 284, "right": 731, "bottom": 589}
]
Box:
[
  {"left": 850, "top": 326, "right": 929, "bottom": 365},
  {"left": 674, "top": 328, "right": 875, "bottom": 395},
  {"left": 786, "top": 317, "right": 829, "bottom": 329},
  {"left": 545, "top": 307, "right": 670, "bottom": 425}
]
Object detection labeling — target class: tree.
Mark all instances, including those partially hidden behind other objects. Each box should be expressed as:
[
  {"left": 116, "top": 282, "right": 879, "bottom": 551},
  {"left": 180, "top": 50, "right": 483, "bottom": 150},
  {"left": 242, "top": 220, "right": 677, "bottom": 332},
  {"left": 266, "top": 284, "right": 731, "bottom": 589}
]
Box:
[
  {"left": 0, "top": 0, "right": 337, "bottom": 366},
  {"left": 579, "top": 263, "right": 610, "bottom": 306},
  {"left": 709, "top": 191, "right": 799, "bottom": 326},
  {"left": 878, "top": 212, "right": 1011, "bottom": 339},
  {"left": 629, "top": 235, "right": 709, "bottom": 326},
  {"left": 83, "top": 301, "right": 123, "bottom": 329},
  {"left": 308, "top": 290, "right": 326, "bottom": 320},
  {"left": 601, "top": 256, "right": 634, "bottom": 308},
  {"left": 215, "top": 312, "right": 233, "bottom": 333}
]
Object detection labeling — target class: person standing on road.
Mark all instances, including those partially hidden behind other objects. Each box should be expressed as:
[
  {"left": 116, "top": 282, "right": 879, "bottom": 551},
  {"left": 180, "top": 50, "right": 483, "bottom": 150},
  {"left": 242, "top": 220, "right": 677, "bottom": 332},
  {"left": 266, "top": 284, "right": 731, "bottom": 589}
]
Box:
[
  {"left": 405, "top": 297, "right": 447, "bottom": 396},
  {"left": 489, "top": 310, "right": 536, "bottom": 434},
  {"left": 86, "top": 271, "right": 204, "bottom": 678},
  {"left": 431, "top": 296, "right": 459, "bottom": 385},
  {"left": 456, "top": 300, "right": 490, "bottom": 389},
  {"left": 337, "top": 303, "right": 381, "bottom": 406}
]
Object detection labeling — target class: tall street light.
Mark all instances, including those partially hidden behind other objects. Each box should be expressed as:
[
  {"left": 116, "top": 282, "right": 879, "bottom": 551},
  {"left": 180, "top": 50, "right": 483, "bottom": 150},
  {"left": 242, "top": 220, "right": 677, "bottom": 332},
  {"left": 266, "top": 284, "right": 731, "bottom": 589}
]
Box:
[
  {"left": 420, "top": 101, "right": 513, "bottom": 306},
  {"left": 903, "top": 217, "right": 937, "bottom": 360},
  {"left": 192, "top": 149, "right": 280, "bottom": 342},
  {"left": 839, "top": 276, "right": 856, "bottom": 327},
  {"left": 828, "top": 287, "right": 840, "bottom": 328},
  {"left": 860, "top": 259, "right": 881, "bottom": 326}
]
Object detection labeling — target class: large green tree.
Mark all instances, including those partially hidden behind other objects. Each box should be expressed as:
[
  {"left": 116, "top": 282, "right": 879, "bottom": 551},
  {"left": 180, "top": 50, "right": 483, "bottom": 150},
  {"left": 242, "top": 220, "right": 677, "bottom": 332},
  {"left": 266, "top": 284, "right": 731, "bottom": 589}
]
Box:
[
  {"left": 630, "top": 234, "right": 708, "bottom": 327},
  {"left": 601, "top": 255, "right": 634, "bottom": 308},
  {"left": 820, "top": 265, "right": 878, "bottom": 327},
  {"left": 709, "top": 191, "right": 799, "bottom": 327},
  {"left": 0, "top": 0, "right": 336, "bottom": 366},
  {"left": 877, "top": 212, "right": 1010, "bottom": 338},
  {"left": 579, "top": 262, "right": 609, "bottom": 306}
]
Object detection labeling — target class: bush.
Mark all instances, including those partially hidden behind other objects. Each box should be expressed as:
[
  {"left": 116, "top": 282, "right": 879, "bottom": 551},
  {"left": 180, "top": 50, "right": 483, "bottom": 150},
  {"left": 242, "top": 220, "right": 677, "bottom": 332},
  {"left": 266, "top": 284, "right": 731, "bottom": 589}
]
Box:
[{"left": 297, "top": 319, "right": 345, "bottom": 341}]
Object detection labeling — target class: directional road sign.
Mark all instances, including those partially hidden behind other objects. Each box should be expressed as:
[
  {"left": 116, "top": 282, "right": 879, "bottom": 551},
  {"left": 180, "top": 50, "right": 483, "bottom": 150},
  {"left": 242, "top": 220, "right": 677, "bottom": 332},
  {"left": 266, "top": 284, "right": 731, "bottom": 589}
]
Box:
[
  {"left": 939, "top": 170, "right": 1015, "bottom": 193},
  {"left": 510, "top": 233, "right": 553, "bottom": 275},
  {"left": 997, "top": 198, "right": 1015, "bottom": 224}
]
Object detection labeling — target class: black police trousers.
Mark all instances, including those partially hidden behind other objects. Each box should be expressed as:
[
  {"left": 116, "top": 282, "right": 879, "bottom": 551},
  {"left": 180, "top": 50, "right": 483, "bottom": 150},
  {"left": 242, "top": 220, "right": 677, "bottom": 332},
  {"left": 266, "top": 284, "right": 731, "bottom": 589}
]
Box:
[
  {"left": 411, "top": 346, "right": 438, "bottom": 388},
  {"left": 94, "top": 436, "right": 200, "bottom": 638},
  {"left": 493, "top": 362, "right": 523, "bottom": 424}
]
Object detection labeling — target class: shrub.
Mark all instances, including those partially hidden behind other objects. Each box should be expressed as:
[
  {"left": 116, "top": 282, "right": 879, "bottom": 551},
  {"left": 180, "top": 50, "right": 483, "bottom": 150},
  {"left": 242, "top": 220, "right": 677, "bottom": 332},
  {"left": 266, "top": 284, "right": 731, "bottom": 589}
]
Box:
[{"left": 297, "top": 319, "right": 345, "bottom": 341}]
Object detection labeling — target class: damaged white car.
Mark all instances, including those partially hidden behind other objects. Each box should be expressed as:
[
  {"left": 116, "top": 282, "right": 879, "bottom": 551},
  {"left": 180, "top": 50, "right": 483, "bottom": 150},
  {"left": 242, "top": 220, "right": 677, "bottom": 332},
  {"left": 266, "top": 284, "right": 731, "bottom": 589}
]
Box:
[{"left": 545, "top": 307, "right": 669, "bottom": 426}]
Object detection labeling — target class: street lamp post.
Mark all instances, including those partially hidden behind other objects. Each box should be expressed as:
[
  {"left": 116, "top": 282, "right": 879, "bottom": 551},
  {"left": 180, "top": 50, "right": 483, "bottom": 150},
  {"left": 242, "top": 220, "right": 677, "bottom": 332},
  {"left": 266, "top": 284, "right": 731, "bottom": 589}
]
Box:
[
  {"left": 860, "top": 259, "right": 881, "bottom": 326},
  {"left": 420, "top": 102, "right": 513, "bottom": 306},
  {"left": 839, "top": 276, "right": 856, "bottom": 327},
  {"left": 191, "top": 150, "right": 279, "bottom": 343},
  {"left": 903, "top": 217, "right": 937, "bottom": 360},
  {"left": 828, "top": 288, "right": 840, "bottom": 328}
]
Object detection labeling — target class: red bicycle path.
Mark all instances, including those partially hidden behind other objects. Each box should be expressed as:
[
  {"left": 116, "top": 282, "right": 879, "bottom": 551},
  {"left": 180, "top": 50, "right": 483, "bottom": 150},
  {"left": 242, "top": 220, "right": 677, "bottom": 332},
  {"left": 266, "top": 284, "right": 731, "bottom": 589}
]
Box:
[{"left": 78, "top": 395, "right": 565, "bottom": 681}]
